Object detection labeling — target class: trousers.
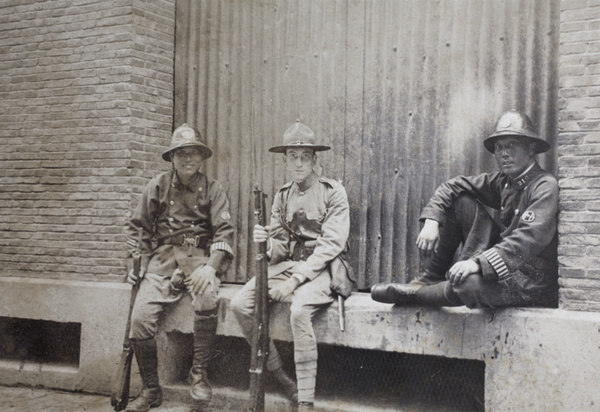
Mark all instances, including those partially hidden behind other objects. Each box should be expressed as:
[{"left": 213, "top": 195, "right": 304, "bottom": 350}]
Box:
[
  {"left": 229, "top": 268, "right": 334, "bottom": 403},
  {"left": 421, "top": 195, "right": 548, "bottom": 308},
  {"left": 130, "top": 272, "right": 221, "bottom": 340}
]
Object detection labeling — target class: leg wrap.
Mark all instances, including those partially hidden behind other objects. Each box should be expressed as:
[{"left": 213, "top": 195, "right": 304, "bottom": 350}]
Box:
[
  {"left": 291, "top": 308, "right": 319, "bottom": 404},
  {"left": 295, "top": 359, "right": 317, "bottom": 404},
  {"left": 231, "top": 308, "right": 284, "bottom": 372}
]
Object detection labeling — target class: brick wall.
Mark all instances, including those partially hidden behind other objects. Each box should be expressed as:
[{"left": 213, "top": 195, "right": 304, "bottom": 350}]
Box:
[
  {"left": 0, "top": 0, "right": 175, "bottom": 280},
  {"left": 558, "top": 0, "right": 600, "bottom": 310}
]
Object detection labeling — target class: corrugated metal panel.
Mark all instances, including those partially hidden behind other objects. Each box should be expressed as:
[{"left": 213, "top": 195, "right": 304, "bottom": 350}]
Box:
[{"left": 174, "top": 0, "right": 559, "bottom": 288}]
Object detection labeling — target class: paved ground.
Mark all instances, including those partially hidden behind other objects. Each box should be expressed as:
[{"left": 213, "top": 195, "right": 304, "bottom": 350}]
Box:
[
  {"left": 0, "top": 384, "right": 469, "bottom": 412},
  {"left": 0, "top": 386, "right": 194, "bottom": 412}
]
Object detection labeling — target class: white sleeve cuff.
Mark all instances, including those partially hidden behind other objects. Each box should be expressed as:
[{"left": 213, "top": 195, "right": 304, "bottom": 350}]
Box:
[
  {"left": 211, "top": 242, "right": 234, "bottom": 256},
  {"left": 482, "top": 248, "right": 510, "bottom": 280},
  {"left": 292, "top": 273, "right": 306, "bottom": 283}
]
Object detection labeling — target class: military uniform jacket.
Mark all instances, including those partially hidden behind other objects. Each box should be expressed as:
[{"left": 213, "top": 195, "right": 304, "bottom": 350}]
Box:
[
  {"left": 126, "top": 170, "right": 234, "bottom": 277},
  {"left": 420, "top": 162, "right": 558, "bottom": 303},
  {"left": 267, "top": 177, "right": 351, "bottom": 288}
]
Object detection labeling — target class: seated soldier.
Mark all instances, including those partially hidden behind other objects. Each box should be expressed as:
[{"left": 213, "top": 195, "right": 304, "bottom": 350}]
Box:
[
  {"left": 230, "top": 122, "right": 352, "bottom": 412},
  {"left": 124, "top": 124, "right": 234, "bottom": 412},
  {"left": 371, "top": 110, "right": 558, "bottom": 309}
]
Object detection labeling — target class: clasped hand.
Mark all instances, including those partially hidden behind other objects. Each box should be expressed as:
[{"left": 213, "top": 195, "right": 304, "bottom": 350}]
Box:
[{"left": 186, "top": 265, "right": 217, "bottom": 296}]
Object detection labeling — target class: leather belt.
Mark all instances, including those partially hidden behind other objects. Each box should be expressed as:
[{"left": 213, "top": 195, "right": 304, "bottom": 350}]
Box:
[{"left": 159, "top": 234, "right": 209, "bottom": 249}]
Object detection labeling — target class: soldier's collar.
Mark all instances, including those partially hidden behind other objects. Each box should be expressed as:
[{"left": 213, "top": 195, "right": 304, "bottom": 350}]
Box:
[
  {"left": 172, "top": 170, "right": 203, "bottom": 190},
  {"left": 509, "top": 161, "right": 541, "bottom": 189}
]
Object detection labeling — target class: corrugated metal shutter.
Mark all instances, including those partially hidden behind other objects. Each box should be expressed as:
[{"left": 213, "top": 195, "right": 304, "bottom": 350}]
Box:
[{"left": 174, "top": 0, "right": 559, "bottom": 288}]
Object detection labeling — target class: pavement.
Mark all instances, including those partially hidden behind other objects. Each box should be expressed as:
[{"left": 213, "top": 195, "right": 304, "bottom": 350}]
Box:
[
  {"left": 0, "top": 384, "right": 469, "bottom": 412},
  {"left": 0, "top": 385, "right": 192, "bottom": 412}
]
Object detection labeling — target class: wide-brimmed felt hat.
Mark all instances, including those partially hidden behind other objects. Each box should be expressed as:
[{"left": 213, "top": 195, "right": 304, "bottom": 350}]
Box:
[
  {"left": 483, "top": 110, "right": 550, "bottom": 154},
  {"left": 162, "top": 123, "right": 213, "bottom": 161},
  {"left": 268, "top": 122, "right": 331, "bottom": 153}
]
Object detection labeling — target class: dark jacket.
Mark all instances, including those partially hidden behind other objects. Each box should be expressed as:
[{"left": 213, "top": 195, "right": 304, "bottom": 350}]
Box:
[
  {"left": 126, "top": 170, "right": 234, "bottom": 277},
  {"left": 420, "top": 162, "right": 558, "bottom": 304}
]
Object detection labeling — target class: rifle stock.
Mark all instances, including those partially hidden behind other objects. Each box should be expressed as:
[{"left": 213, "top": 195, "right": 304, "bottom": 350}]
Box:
[
  {"left": 248, "top": 186, "right": 270, "bottom": 412},
  {"left": 111, "top": 231, "right": 142, "bottom": 411}
]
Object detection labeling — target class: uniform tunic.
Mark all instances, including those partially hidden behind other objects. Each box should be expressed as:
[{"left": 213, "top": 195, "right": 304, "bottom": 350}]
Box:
[
  {"left": 126, "top": 170, "right": 234, "bottom": 339},
  {"left": 230, "top": 176, "right": 350, "bottom": 403},
  {"left": 267, "top": 176, "right": 350, "bottom": 279},
  {"left": 420, "top": 161, "right": 558, "bottom": 307}
]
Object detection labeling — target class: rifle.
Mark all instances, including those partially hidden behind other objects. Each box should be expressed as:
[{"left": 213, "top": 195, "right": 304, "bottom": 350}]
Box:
[
  {"left": 248, "top": 185, "right": 270, "bottom": 412},
  {"left": 111, "top": 229, "right": 143, "bottom": 411}
]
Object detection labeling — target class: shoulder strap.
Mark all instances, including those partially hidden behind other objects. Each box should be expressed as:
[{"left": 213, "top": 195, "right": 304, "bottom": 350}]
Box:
[{"left": 277, "top": 186, "right": 312, "bottom": 242}]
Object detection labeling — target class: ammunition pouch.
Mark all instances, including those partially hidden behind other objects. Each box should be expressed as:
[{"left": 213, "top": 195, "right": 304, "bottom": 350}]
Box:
[{"left": 329, "top": 245, "right": 357, "bottom": 299}]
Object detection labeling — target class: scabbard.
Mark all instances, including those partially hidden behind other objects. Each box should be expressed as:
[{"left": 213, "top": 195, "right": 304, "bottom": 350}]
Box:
[{"left": 338, "top": 295, "right": 346, "bottom": 332}]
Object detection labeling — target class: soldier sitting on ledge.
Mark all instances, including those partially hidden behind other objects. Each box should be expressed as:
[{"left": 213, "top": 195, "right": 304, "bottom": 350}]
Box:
[
  {"left": 125, "top": 124, "right": 235, "bottom": 412},
  {"left": 371, "top": 110, "right": 559, "bottom": 309}
]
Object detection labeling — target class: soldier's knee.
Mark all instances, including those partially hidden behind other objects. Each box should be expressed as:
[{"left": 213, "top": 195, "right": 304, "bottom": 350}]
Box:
[
  {"left": 129, "top": 319, "right": 155, "bottom": 341},
  {"left": 455, "top": 274, "right": 484, "bottom": 293},
  {"left": 289, "top": 306, "right": 312, "bottom": 325},
  {"left": 452, "top": 274, "right": 486, "bottom": 307}
]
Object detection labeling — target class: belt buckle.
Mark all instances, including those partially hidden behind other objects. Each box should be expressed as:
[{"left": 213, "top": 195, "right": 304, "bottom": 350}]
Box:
[{"left": 183, "top": 235, "right": 200, "bottom": 247}]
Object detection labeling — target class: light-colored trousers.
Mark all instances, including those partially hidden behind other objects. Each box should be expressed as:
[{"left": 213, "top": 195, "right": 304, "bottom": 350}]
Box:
[{"left": 229, "top": 268, "right": 334, "bottom": 404}]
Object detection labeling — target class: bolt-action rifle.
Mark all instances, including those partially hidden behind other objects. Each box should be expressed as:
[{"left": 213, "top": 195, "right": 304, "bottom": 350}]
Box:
[
  {"left": 111, "top": 228, "right": 143, "bottom": 411},
  {"left": 248, "top": 186, "right": 270, "bottom": 412}
]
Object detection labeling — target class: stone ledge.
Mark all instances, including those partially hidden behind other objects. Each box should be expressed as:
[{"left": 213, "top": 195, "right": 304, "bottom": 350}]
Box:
[
  {"left": 2, "top": 277, "right": 600, "bottom": 411},
  {"left": 161, "top": 284, "right": 600, "bottom": 412}
]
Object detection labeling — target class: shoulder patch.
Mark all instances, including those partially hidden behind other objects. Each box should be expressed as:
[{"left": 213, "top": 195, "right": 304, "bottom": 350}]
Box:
[{"left": 521, "top": 210, "right": 535, "bottom": 223}]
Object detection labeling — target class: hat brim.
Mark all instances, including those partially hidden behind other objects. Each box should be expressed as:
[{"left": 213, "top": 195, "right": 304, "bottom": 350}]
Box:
[
  {"left": 483, "top": 133, "right": 550, "bottom": 154},
  {"left": 269, "top": 144, "right": 331, "bottom": 153},
  {"left": 162, "top": 143, "right": 213, "bottom": 161}
]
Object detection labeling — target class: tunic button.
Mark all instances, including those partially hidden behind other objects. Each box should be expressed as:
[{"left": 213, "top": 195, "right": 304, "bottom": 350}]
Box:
[
  {"left": 299, "top": 192, "right": 304, "bottom": 196},
  {"left": 194, "top": 205, "right": 197, "bottom": 209},
  {"left": 169, "top": 229, "right": 173, "bottom": 233},
  {"left": 170, "top": 200, "right": 174, "bottom": 205},
  {"left": 168, "top": 217, "right": 174, "bottom": 222},
  {"left": 190, "top": 224, "right": 195, "bottom": 227}
]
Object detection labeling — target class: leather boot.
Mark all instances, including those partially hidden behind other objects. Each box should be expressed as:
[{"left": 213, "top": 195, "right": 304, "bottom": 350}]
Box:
[
  {"left": 189, "top": 311, "right": 218, "bottom": 403},
  {"left": 189, "top": 367, "right": 212, "bottom": 403},
  {"left": 415, "top": 281, "right": 462, "bottom": 306},
  {"left": 370, "top": 282, "right": 423, "bottom": 304},
  {"left": 126, "top": 338, "right": 163, "bottom": 412},
  {"left": 270, "top": 366, "right": 298, "bottom": 403}
]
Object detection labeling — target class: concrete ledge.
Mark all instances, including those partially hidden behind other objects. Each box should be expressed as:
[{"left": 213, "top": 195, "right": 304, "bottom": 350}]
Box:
[
  {"left": 162, "top": 284, "right": 600, "bottom": 412},
  {"left": 0, "top": 276, "right": 134, "bottom": 394},
  {"left": 2, "top": 278, "right": 600, "bottom": 411}
]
